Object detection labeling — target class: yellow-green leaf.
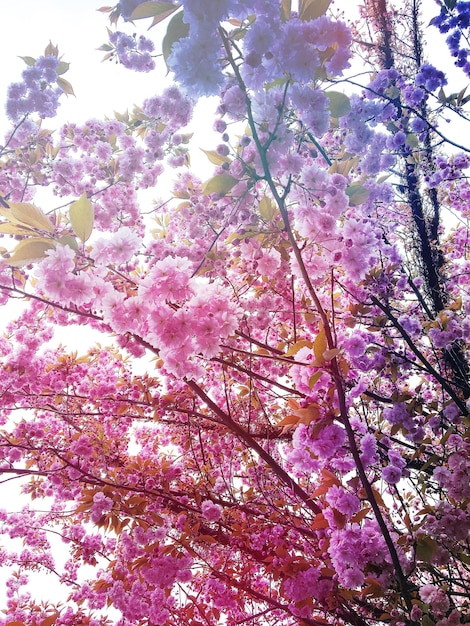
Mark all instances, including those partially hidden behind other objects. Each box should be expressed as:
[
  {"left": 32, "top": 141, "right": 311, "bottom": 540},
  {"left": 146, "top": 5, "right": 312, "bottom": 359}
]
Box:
[
  {"left": 299, "top": 0, "right": 332, "bottom": 20},
  {"left": 162, "top": 11, "right": 189, "bottom": 67},
  {"left": 130, "top": 1, "right": 180, "bottom": 22},
  {"left": 202, "top": 174, "right": 238, "bottom": 196},
  {"left": 6, "top": 238, "right": 55, "bottom": 266},
  {"left": 346, "top": 184, "right": 370, "bottom": 206},
  {"left": 406, "top": 133, "right": 419, "bottom": 147},
  {"left": 0, "top": 223, "right": 35, "bottom": 235},
  {"left": 258, "top": 195, "right": 277, "bottom": 221},
  {"left": 9, "top": 202, "right": 55, "bottom": 232},
  {"left": 326, "top": 91, "right": 351, "bottom": 117},
  {"left": 56, "top": 76, "right": 75, "bottom": 96},
  {"left": 69, "top": 194, "right": 94, "bottom": 242},
  {"left": 200, "top": 149, "right": 229, "bottom": 166}
]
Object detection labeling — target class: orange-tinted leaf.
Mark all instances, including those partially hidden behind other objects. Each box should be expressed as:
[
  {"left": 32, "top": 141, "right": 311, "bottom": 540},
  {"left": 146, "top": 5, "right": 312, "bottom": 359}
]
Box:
[
  {"left": 277, "top": 414, "right": 300, "bottom": 427},
  {"left": 285, "top": 339, "right": 314, "bottom": 357},
  {"left": 313, "top": 327, "right": 327, "bottom": 365},
  {"left": 323, "top": 348, "right": 340, "bottom": 361},
  {"left": 199, "top": 534, "right": 218, "bottom": 543},
  {"left": 361, "top": 577, "right": 384, "bottom": 597},
  {"left": 311, "top": 513, "right": 329, "bottom": 529},
  {"left": 40, "top": 614, "right": 59, "bottom": 626},
  {"left": 351, "top": 507, "right": 371, "bottom": 524}
]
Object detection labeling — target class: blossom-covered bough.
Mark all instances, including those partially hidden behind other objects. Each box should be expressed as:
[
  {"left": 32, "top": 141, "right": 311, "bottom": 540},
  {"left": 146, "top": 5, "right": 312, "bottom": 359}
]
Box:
[{"left": 0, "top": 0, "right": 469, "bottom": 624}]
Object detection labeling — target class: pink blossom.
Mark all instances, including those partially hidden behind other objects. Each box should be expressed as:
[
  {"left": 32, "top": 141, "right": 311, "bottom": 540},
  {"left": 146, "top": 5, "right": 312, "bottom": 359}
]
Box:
[
  {"left": 92, "top": 226, "right": 141, "bottom": 266},
  {"left": 382, "top": 464, "right": 402, "bottom": 484},
  {"left": 310, "top": 423, "right": 346, "bottom": 459},
  {"left": 201, "top": 500, "right": 223, "bottom": 522},
  {"left": 326, "top": 485, "right": 360, "bottom": 517},
  {"left": 90, "top": 492, "right": 113, "bottom": 523}
]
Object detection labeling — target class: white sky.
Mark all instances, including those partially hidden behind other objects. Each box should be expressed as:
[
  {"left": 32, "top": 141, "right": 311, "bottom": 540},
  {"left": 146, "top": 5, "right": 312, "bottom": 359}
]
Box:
[
  {"left": 0, "top": 0, "right": 171, "bottom": 135},
  {"left": 0, "top": 0, "right": 467, "bottom": 613}
]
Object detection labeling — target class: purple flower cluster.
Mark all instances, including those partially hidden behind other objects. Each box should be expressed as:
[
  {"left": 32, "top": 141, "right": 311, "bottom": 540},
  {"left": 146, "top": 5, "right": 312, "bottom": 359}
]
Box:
[
  {"left": 415, "top": 63, "right": 447, "bottom": 92},
  {"left": 6, "top": 55, "right": 62, "bottom": 122},
  {"left": 430, "top": 1, "right": 470, "bottom": 77},
  {"left": 109, "top": 31, "right": 155, "bottom": 72}
]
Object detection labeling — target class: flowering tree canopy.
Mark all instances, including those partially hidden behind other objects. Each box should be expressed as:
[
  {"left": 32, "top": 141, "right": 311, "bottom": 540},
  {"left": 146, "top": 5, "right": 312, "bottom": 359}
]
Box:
[{"left": 0, "top": 0, "right": 470, "bottom": 624}]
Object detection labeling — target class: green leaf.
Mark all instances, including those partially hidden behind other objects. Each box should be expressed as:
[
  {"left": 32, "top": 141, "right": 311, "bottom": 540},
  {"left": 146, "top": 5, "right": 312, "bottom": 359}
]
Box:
[
  {"left": 457, "top": 85, "right": 468, "bottom": 105},
  {"left": 56, "top": 77, "right": 75, "bottom": 96},
  {"left": 56, "top": 61, "right": 70, "bottom": 75},
  {"left": 57, "top": 235, "right": 79, "bottom": 251},
  {"left": 19, "top": 56, "right": 36, "bottom": 66},
  {"left": 326, "top": 91, "right": 351, "bottom": 118},
  {"left": 416, "top": 535, "right": 439, "bottom": 563},
  {"left": 405, "top": 133, "right": 419, "bottom": 148},
  {"left": 299, "top": 0, "right": 332, "bottom": 20},
  {"left": 457, "top": 551, "right": 470, "bottom": 565},
  {"left": 69, "top": 194, "right": 94, "bottom": 242},
  {"left": 131, "top": 1, "right": 180, "bottom": 23},
  {"left": 6, "top": 238, "right": 55, "bottom": 266},
  {"left": 162, "top": 11, "right": 189, "bottom": 67},
  {"left": 346, "top": 184, "right": 370, "bottom": 206},
  {"left": 202, "top": 174, "right": 238, "bottom": 196}
]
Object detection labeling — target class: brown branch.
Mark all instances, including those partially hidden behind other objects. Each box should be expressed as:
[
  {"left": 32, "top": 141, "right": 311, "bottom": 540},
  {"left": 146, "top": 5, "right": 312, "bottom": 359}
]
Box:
[{"left": 185, "top": 378, "right": 321, "bottom": 515}]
